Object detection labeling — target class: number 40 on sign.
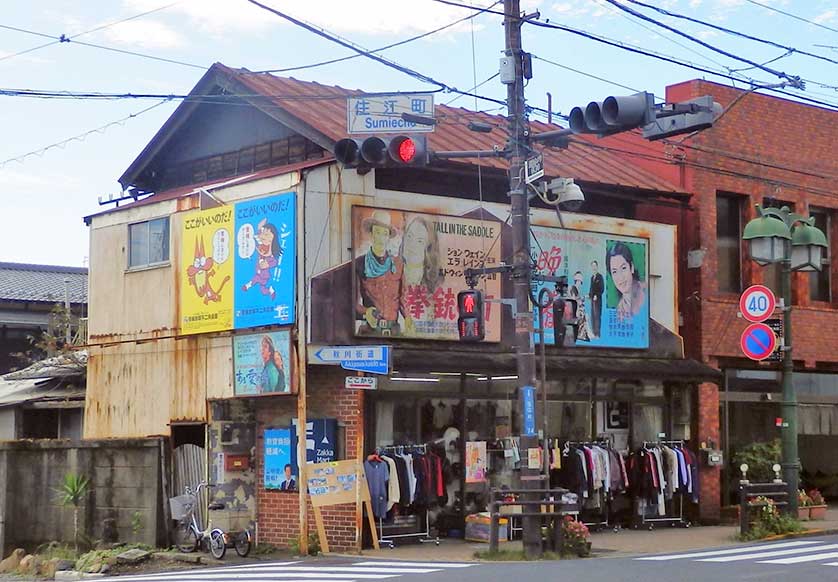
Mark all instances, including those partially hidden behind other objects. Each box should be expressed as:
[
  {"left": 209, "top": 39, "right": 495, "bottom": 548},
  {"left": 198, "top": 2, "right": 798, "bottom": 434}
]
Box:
[{"left": 739, "top": 284, "right": 776, "bottom": 323}]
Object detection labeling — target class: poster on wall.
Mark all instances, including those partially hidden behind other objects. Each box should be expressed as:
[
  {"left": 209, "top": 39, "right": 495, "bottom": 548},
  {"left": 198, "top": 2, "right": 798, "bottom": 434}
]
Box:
[
  {"left": 530, "top": 226, "right": 649, "bottom": 349},
  {"left": 233, "top": 330, "right": 292, "bottom": 395},
  {"left": 180, "top": 206, "right": 235, "bottom": 334},
  {"left": 234, "top": 192, "right": 296, "bottom": 328},
  {"left": 351, "top": 206, "right": 502, "bottom": 341},
  {"left": 465, "top": 441, "right": 487, "bottom": 483},
  {"left": 264, "top": 428, "right": 295, "bottom": 490},
  {"left": 179, "top": 192, "right": 296, "bottom": 336},
  {"left": 291, "top": 418, "right": 337, "bottom": 465}
]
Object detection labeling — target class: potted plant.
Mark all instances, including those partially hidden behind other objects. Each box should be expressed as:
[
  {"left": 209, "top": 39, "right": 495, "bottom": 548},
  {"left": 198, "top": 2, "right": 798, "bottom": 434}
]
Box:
[
  {"left": 560, "top": 516, "right": 591, "bottom": 557},
  {"left": 798, "top": 490, "right": 812, "bottom": 520},
  {"left": 808, "top": 489, "right": 827, "bottom": 520}
]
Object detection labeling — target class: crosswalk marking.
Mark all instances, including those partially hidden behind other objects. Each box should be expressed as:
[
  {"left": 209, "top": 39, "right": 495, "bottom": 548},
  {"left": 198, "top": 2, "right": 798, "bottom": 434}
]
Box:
[
  {"left": 698, "top": 543, "right": 838, "bottom": 562},
  {"left": 760, "top": 551, "right": 838, "bottom": 564},
  {"left": 635, "top": 540, "right": 818, "bottom": 561},
  {"left": 99, "top": 559, "right": 475, "bottom": 582}
]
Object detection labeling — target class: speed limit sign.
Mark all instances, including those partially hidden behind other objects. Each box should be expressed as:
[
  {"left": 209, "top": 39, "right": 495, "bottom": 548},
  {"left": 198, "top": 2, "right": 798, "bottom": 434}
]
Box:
[{"left": 739, "top": 285, "right": 776, "bottom": 323}]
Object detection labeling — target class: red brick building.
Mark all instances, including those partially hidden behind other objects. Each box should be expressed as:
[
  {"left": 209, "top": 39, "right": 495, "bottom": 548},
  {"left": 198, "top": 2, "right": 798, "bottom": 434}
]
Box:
[{"left": 636, "top": 80, "right": 838, "bottom": 512}]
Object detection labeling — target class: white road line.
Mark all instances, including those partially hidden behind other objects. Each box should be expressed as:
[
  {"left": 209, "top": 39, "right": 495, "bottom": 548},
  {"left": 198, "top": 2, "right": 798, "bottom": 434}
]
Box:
[
  {"left": 698, "top": 543, "right": 838, "bottom": 562},
  {"left": 102, "top": 573, "right": 399, "bottom": 581},
  {"left": 352, "top": 561, "right": 474, "bottom": 568},
  {"left": 634, "top": 540, "right": 820, "bottom": 561},
  {"left": 759, "top": 551, "right": 838, "bottom": 564},
  {"left": 824, "top": 562, "right": 838, "bottom": 566}
]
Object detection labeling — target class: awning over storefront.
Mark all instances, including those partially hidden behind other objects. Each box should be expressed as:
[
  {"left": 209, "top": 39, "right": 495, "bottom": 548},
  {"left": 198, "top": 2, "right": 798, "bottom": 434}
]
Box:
[{"left": 392, "top": 349, "right": 721, "bottom": 383}]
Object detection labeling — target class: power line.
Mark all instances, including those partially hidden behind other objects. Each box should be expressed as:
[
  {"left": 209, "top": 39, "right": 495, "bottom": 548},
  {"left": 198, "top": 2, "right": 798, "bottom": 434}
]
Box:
[
  {"left": 254, "top": 1, "right": 501, "bottom": 74},
  {"left": 600, "top": 0, "right": 804, "bottom": 87},
  {"left": 245, "top": 0, "right": 508, "bottom": 109},
  {"left": 622, "top": 0, "right": 838, "bottom": 66},
  {"left": 743, "top": 0, "right": 838, "bottom": 35},
  {"left": 0, "top": 100, "right": 172, "bottom": 168},
  {"left": 0, "top": 1, "right": 203, "bottom": 69},
  {"left": 533, "top": 55, "right": 643, "bottom": 96}
]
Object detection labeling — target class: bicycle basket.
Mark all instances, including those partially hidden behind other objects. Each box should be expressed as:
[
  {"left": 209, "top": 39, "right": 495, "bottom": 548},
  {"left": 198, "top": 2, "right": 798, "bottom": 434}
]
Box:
[{"left": 169, "top": 494, "right": 195, "bottom": 521}]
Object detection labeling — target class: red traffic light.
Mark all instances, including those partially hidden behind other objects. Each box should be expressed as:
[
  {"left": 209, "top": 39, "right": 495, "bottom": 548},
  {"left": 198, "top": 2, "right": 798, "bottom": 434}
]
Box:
[
  {"left": 457, "top": 289, "right": 485, "bottom": 342},
  {"left": 388, "top": 135, "right": 427, "bottom": 166},
  {"left": 397, "top": 138, "right": 417, "bottom": 163}
]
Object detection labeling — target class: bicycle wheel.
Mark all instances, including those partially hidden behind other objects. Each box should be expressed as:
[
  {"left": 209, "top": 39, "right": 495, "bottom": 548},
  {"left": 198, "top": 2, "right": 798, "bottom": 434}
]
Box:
[
  {"left": 173, "top": 520, "right": 198, "bottom": 553},
  {"left": 209, "top": 529, "right": 226, "bottom": 559},
  {"left": 234, "top": 530, "right": 252, "bottom": 557}
]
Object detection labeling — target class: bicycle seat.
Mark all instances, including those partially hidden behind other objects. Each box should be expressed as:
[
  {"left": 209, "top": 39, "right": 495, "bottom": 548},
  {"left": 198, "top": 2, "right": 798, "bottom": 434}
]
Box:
[{"left": 208, "top": 502, "right": 225, "bottom": 511}]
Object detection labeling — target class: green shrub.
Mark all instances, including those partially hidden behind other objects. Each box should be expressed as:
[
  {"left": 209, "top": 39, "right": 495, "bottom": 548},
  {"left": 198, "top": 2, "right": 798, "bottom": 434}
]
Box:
[
  {"left": 733, "top": 440, "right": 781, "bottom": 483},
  {"left": 288, "top": 532, "right": 320, "bottom": 556},
  {"left": 740, "top": 497, "right": 803, "bottom": 541}
]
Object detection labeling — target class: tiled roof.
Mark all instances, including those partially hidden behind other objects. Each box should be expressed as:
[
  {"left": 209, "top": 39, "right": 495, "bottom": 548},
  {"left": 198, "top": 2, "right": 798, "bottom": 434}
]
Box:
[
  {"left": 0, "top": 262, "right": 88, "bottom": 304},
  {"left": 216, "top": 63, "right": 683, "bottom": 195}
]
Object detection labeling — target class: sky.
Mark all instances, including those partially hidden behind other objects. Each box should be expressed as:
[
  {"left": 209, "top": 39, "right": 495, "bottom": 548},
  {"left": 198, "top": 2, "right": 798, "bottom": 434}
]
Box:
[{"left": 1, "top": 0, "right": 836, "bottom": 267}]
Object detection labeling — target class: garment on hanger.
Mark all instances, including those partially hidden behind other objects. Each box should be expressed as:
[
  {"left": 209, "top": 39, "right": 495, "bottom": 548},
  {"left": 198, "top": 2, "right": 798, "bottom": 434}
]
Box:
[
  {"left": 380, "top": 455, "right": 400, "bottom": 510},
  {"left": 364, "top": 458, "right": 390, "bottom": 518}
]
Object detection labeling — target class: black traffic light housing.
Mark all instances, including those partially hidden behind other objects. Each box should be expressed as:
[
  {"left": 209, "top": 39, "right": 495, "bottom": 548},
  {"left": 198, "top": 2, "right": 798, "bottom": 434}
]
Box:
[
  {"left": 457, "top": 289, "right": 485, "bottom": 342},
  {"left": 569, "top": 92, "right": 655, "bottom": 136},
  {"left": 334, "top": 135, "right": 429, "bottom": 168}
]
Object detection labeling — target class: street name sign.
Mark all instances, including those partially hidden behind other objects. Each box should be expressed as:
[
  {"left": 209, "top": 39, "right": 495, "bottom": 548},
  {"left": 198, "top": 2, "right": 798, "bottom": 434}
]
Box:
[
  {"left": 313, "top": 346, "right": 391, "bottom": 375},
  {"left": 739, "top": 284, "right": 776, "bottom": 323},
  {"left": 347, "top": 93, "right": 435, "bottom": 134},
  {"left": 740, "top": 322, "right": 778, "bottom": 361}
]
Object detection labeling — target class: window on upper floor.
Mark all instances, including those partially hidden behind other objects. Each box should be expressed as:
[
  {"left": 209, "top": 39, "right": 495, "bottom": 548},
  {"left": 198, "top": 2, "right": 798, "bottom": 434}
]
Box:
[
  {"left": 808, "top": 207, "right": 831, "bottom": 302},
  {"left": 716, "top": 193, "right": 743, "bottom": 293},
  {"left": 128, "top": 217, "right": 170, "bottom": 269}
]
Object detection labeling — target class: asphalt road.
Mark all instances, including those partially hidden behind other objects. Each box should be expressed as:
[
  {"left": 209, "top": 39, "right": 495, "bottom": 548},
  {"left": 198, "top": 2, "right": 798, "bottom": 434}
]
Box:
[{"left": 88, "top": 535, "right": 838, "bottom": 582}]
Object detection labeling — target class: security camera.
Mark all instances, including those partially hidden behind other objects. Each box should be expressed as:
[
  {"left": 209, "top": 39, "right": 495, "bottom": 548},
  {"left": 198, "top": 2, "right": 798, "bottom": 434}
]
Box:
[{"left": 545, "top": 178, "right": 585, "bottom": 212}]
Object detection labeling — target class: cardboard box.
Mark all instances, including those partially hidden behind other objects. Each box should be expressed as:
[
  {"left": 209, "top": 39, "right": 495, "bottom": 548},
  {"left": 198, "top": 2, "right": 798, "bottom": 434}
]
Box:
[{"left": 465, "top": 512, "right": 508, "bottom": 543}]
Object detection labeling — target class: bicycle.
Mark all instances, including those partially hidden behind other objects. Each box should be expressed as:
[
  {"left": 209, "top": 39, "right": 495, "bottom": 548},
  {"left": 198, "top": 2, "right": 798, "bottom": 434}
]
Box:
[{"left": 170, "top": 482, "right": 227, "bottom": 559}]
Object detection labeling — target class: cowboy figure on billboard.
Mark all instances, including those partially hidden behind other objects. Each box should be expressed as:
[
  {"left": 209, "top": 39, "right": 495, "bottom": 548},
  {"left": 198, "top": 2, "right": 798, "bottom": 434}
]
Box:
[{"left": 355, "top": 210, "right": 409, "bottom": 336}]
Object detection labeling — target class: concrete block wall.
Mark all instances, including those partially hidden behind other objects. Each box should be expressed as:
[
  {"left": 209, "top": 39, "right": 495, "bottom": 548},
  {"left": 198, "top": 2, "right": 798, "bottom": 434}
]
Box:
[
  {"left": 0, "top": 438, "right": 164, "bottom": 553},
  {"left": 256, "top": 367, "right": 364, "bottom": 552}
]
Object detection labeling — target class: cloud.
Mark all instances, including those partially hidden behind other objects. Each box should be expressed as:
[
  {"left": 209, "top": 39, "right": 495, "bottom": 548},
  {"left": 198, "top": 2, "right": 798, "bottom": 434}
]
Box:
[
  {"left": 695, "top": 29, "right": 720, "bottom": 40},
  {"left": 103, "top": 19, "right": 186, "bottom": 50},
  {"left": 814, "top": 10, "right": 836, "bottom": 24},
  {"left": 122, "top": 0, "right": 521, "bottom": 37}
]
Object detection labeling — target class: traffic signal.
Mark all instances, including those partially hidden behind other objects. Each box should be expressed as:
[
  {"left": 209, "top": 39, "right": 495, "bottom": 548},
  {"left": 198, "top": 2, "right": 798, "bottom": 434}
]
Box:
[
  {"left": 552, "top": 297, "right": 578, "bottom": 347},
  {"left": 569, "top": 92, "right": 655, "bottom": 136},
  {"left": 333, "top": 135, "right": 429, "bottom": 168},
  {"left": 642, "top": 96, "right": 722, "bottom": 141},
  {"left": 457, "top": 289, "right": 485, "bottom": 342}
]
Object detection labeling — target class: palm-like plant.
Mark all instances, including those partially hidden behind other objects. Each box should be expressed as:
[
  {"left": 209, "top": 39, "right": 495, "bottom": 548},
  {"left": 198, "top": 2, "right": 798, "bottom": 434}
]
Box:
[{"left": 55, "top": 473, "right": 91, "bottom": 553}]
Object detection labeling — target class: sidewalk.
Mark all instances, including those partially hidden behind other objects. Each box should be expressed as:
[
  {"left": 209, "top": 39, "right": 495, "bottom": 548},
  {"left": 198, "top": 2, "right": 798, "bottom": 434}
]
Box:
[{"left": 352, "top": 509, "right": 838, "bottom": 561}]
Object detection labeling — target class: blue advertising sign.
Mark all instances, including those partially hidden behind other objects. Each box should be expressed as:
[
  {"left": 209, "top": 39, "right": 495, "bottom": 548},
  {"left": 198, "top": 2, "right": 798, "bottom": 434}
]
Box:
[
  {"left": 233, "top": 330, "right": 291, "bottom": 396},
  {"left": 313, "top": 345, "right": 391, "bottom": 375},
  {"left": 522, "top": 386, "right": 536, "bottom": 437},
  {"left": 264, "top": 428, "right": 295, "bottom": 491},
  {"left": 234, "top": 192, "right": 296, "bottom": 328},
  {"left": 291, "top": 418, "right": 337, "bottom": 466},
  {"left": 530, "top": 226, "right": 650, "bottom": 349}
]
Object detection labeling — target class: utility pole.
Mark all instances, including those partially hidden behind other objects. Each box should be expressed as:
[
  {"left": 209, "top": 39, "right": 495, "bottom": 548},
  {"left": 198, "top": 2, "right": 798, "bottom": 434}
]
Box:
[{"left": 504, "top": 0, "right": 541, "bottom": 559}]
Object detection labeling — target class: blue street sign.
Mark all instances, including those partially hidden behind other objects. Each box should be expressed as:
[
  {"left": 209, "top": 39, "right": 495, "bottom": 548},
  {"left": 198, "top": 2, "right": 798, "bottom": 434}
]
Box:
[
  {"left": 313, "top": 345, "right": 391, "bottom": 375},
  {"left": 522, "top": 386, "right": 536, "bottom": 436}
]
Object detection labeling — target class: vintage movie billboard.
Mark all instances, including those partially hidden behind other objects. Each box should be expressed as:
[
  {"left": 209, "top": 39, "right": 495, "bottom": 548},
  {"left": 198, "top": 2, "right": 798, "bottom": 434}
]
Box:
[
  {"left": 530, "top": 226, "right": 650, "bottom": 349},
  {"left": 351, "top": 206, "right": 502, "bottom": 341},
  {"left": 180, "top": 206, "right": 235, "bottom": 335},
  {"left": 233, "top": 330, "right": 292, "bottom": 395},
  {"left": 179, "top": 192, "right": 296, "bottom": 335}
]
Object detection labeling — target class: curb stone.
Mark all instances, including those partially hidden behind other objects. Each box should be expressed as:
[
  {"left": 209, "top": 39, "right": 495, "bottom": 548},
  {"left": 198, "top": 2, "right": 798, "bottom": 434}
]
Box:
[{"left": 54, "top": 572, "right": 105, "bottom": 581}]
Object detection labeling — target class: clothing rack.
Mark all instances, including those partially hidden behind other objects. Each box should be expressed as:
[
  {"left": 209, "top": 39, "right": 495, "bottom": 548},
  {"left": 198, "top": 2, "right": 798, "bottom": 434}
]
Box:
[
  {"left": 377, "top": 444, "right": 439, "bottom": 548},
  {"left": 557, "top": 439, "right": 620, "bottom": 533},
  {"left": 635, "top": 440, "right": 691, "bottom": 530}
]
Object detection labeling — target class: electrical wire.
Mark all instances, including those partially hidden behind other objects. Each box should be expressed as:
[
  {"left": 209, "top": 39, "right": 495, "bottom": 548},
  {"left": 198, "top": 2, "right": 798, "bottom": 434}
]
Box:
[
  {"left": 0, "top": 1, "right": 198, "bottom": 67},
  {"left": 743, "top": 0, "right": 838, "bottom": 35},
  {"left": 622, "top": 0, "right": 838, "bottom": 66},
  {"left": 431, "top": 0, "right": 838, "bottom": 110},
  {"left": 0, "top": 99, "right": 172, "bottom": 168},
  {"left": 246, "top": 0, "right": 508, "bottom": 109},
  {"left": 532, "top": 55, "right": 643, "bottom": 96},
  {"left": 254, "top": 0, "right": 502, "bottom": 74},
  {"left": 599, "top": 0, "right": 804, "bottom": 87}
]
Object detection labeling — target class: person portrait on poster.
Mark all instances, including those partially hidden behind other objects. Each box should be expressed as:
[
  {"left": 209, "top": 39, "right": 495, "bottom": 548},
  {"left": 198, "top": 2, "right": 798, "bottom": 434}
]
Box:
[
  {"left": 233, "top": 330, "right": 291, "bottom": 395},
  {"left": 606, "top": 241, "right": 647, "bottom": 322},
  {"left": 400, "top": 215, "right": 444, "bottom": 334}
]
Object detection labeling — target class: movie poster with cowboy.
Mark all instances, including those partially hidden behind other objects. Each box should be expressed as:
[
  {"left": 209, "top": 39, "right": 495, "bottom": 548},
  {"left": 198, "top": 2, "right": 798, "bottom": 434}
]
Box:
[
  {"left": 180, "top": 205, "right": 235, "bottom": 335},
  {"left": 351, "top": 206, "right": 502, "bottom": 341},
  {"left": 530, "top": 225, "right": 649, "bottom": 349},
  {"left": 233, "top": 192, "right": 296, "bottom": 329}
]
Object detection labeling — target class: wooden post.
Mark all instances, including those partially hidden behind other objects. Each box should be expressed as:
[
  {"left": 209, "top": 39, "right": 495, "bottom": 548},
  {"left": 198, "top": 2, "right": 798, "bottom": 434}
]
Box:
[
  {"left": 489, "top": 489, "right": 498, "bottom": 553},
  {"left": 296, "top": 185, "right": 309, "bottom": 556},
  {"left": 355, "top": 439, "right": 363, "bottom": 552},
  {"left": 313, "top": 507, "right": 329, "bottom": 554}
]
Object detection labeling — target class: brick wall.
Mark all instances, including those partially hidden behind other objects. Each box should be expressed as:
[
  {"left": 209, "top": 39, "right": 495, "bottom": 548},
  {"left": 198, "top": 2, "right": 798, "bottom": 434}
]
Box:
[
  {"left": 696, "top": 381, "right": 721, "bottom": 522},
  {"left": 255, "top": 367, "right": 364, "bottom": 552}
]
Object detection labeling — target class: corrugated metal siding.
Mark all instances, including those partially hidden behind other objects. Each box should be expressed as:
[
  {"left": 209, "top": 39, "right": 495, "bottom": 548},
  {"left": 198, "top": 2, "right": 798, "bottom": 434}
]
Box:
[{"left": 173, "top": 443, "right": 207, "bottom": 529}]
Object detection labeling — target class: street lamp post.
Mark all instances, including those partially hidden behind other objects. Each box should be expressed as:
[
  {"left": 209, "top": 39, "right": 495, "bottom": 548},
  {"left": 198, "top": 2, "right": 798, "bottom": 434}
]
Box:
[{"left": 742, "top": 205, "right": 828, "bottom": 514}]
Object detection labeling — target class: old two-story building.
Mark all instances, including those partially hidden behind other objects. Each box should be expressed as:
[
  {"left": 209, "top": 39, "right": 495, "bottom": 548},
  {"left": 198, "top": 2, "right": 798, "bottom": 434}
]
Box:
[
  {"left": 83, "top": 63, "right": 720, "bottom": 551},
  {"left": 634, "top": 81, "right": 838, "bottom": 504}
]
